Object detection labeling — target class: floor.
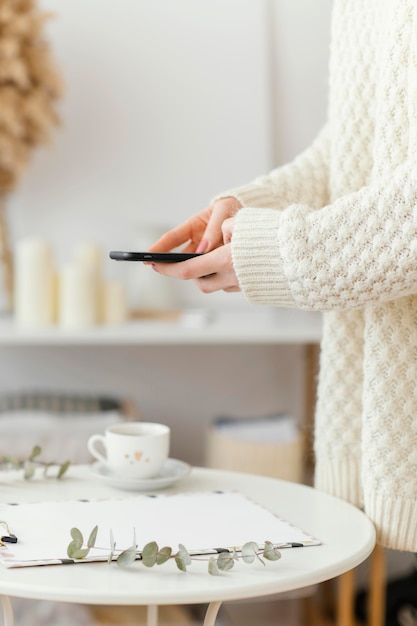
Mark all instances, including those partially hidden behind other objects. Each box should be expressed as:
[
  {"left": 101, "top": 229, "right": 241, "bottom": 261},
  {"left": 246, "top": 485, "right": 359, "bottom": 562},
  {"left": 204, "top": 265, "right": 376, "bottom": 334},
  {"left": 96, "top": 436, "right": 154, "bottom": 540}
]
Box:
[{"left": 9, "top": 596, "right": 305, "bottom": 626}]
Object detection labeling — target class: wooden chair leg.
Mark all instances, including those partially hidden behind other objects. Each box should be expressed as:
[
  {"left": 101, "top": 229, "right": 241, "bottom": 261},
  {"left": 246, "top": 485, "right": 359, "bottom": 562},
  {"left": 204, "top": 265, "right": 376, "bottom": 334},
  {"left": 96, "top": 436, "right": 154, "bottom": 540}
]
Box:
[
  {"left": 368, "top": 545, "right": 385, "bottom": 626},
  {"left": 337, "top": 569, "right": 356, "bottom": 626},
  {"left": 335, "top": 545, "right": 385, "bottom": 626}
]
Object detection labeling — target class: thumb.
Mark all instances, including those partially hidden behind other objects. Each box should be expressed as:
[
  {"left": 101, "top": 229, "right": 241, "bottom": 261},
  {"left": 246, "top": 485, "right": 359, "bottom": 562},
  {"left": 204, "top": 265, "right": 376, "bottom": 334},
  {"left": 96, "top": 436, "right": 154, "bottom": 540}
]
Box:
[
  {"left": 197, "top": 198, "right": 241, "bottom": 252},
  {"left": 221, "top": 217, "right": 235, "bottom": 245}
]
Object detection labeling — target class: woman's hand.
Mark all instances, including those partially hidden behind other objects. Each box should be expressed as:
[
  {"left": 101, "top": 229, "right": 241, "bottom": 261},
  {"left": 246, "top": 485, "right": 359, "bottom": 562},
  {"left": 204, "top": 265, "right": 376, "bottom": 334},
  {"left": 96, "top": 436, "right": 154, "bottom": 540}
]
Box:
[
  {"left": 147, "top": 197, "right": 242, "bottom": 254},
  {"left": 151, "top": 217, "right": 240, "bottom": 293}
]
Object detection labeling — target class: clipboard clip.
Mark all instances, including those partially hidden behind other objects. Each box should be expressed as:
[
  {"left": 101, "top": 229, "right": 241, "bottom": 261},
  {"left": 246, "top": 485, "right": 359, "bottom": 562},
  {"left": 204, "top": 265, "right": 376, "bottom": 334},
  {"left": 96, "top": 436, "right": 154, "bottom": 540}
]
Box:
[{"left": 0, "top": 520, "right": 17, "bottom": 545}]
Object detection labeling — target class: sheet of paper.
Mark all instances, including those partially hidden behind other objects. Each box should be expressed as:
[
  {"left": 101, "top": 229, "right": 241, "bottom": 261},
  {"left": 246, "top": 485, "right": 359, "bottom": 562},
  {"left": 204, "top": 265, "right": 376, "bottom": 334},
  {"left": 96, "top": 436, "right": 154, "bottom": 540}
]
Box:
[{"left": 0, "top": 491, "right": 320, "bottom": 568}]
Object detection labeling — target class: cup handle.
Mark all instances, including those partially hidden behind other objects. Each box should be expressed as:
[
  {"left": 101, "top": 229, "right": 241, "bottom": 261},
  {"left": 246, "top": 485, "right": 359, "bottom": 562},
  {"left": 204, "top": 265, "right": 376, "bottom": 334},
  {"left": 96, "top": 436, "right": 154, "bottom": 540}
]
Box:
[{"left": 87, "top": 434, "right": 107, "bottom": 464}]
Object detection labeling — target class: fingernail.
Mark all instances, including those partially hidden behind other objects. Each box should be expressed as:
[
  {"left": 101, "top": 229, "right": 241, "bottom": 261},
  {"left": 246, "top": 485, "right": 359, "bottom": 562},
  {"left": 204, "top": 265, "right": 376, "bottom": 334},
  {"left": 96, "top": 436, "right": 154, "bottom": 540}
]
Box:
[
  {"left": 152, "top": 264, "right": 159, "bottom": 273},
  {"left": 196, "top": 240, "right": 209, "bottom": 254}
]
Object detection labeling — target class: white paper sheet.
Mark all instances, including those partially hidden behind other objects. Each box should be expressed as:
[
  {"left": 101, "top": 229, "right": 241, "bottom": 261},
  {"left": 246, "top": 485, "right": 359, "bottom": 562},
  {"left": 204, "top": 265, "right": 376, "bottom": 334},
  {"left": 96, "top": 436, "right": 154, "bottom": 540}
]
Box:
[{"left": 0, "top": 491, "right": 320, "bottom": 568}]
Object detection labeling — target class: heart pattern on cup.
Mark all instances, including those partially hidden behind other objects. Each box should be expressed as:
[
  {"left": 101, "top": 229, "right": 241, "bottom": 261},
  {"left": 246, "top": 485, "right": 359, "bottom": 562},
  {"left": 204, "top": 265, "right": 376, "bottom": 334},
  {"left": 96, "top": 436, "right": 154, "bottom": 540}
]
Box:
[{"left": 123, "top": 451, "right": 151, "bottom": 464}]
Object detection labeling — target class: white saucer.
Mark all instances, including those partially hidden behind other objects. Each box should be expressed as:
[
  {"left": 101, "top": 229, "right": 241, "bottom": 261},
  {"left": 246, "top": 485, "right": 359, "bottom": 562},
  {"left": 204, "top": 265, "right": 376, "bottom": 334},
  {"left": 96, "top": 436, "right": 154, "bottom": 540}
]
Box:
[{"left": 89, "top": 458, "right": 192, "bottom": 491}]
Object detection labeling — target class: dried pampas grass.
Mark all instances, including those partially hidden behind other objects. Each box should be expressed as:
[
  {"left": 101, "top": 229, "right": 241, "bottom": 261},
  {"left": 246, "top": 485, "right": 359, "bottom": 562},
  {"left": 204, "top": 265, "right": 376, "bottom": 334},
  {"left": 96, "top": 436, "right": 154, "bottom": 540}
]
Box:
[{"left": 0, "top": 0, "right": 63, "bottom": 310}]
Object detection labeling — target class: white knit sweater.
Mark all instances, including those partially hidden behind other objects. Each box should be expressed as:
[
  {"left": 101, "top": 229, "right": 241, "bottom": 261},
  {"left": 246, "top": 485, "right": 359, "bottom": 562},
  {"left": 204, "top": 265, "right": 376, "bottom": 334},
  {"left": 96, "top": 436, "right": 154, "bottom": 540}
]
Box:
[{"left": 222, "top": 0, "right": 417, "bottom": 551}]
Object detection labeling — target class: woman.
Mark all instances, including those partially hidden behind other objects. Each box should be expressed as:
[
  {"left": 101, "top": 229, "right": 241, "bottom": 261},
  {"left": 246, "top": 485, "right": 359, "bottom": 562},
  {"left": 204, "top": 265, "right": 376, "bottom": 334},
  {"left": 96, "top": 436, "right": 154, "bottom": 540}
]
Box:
[{"left": 148, "top": 0, "right": 417, "bottom": 552}]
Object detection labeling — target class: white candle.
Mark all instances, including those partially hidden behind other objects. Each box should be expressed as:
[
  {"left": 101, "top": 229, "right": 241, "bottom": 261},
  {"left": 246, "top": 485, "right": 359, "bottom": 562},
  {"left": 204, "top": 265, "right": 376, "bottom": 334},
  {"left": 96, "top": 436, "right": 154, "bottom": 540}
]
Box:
[
  {"left": 58, "top": 264, "right": 97, "bottom": 328},
  {"left": 102, "top": 281, "right": 128, "bottom": 325},
  {"left": 74, "top": 242, "right": 102, "bottom": 274},
  {"left": 14, "top": 238, "right": 55, "bottom": 327},
  {"left": 74, "top": 242, "right": 102, "bottom": 323}
]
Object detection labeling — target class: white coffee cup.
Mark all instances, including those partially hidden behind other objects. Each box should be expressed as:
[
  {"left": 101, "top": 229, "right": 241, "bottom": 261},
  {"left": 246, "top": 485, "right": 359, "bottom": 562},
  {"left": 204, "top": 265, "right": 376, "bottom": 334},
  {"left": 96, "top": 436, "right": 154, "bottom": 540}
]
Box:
[{"left": 87, "top": 421, "right": 170, "bottom": 479}]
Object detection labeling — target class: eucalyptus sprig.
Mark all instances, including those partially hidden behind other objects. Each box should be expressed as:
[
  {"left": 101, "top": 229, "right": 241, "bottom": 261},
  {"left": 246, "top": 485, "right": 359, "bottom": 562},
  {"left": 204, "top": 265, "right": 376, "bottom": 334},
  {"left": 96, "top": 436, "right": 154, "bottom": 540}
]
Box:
[
  {"left": 0, "top": 445, "right": 70, "bottom": 480},
  {"left": 67, "top": 526, "right": 281, "bottom": 576}
]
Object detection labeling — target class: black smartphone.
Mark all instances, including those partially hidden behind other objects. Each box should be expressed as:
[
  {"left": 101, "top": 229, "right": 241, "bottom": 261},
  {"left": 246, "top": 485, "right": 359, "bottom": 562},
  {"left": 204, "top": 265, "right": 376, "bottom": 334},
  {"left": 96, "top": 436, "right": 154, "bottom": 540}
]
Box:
[{"left": 109, "top": 251, "right": 203, "bottom": 263}]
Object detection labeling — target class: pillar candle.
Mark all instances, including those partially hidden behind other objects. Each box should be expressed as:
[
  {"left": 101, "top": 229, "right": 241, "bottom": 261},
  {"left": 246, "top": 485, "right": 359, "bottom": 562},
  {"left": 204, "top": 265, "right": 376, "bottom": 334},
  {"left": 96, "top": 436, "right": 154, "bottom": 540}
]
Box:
[
  {"left": 58, "top": 264, "right": 97, "bottom": 328},
  {"left": 74, "top": 242, "right": 102, "bottom": 274},
  {"left": 14, "top": 238, "right": 55, "bottom": 327},
  {"left": 102, "top": 281, "right": 128, "bottom": 325},
  {"left": 74, "top": 242, "right": 102, "bottom": 323}
]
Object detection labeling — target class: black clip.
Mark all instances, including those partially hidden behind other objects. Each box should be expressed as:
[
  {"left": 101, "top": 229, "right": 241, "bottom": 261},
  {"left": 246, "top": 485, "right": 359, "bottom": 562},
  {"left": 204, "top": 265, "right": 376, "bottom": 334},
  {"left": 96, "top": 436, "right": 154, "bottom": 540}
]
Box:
[{"left": 0, "top": 521, "right": 17, "bottom": 544}]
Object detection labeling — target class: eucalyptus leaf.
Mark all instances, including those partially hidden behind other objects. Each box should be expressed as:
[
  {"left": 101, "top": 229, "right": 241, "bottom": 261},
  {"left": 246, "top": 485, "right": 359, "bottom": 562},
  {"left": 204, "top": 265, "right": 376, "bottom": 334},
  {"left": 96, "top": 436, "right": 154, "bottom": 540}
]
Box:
[
  {"left": 175, "top": 555, "right": 187, "bottom": 572},
  {"left": 208, "top": 557, "right": 220, "bottom": 576},
  {"left": 57, "top": 460, "right": 71, "bottom": 479},
  {"left": 263, "top": 541, "right": 281, "bottom": 562},
  {"left": 29, "top": 445, "right": 42, "bottom": 460},
  {"left": 23, "top": 461, "right": 35, "bottom": 480},
  {"left": 241, "top": 541, "right": 259, "bottom": 564},
  {"left": 142, "top": 541, "right": 158, "bottom": 567},
  {"left": 117, "top": 546, "right": 137, "bottom": 568},
  {"left": 177, "top": 544, "right": 191, "bottom": 565},
  {"left": 87, "top": 525, "right": 98, "bottom": 548},
  {"left": 107, "top": 530, "right": 115, "bottom": 563},
  {"left": 71, "top": 547, "right": 90, "bottom": 559},
  {"left": 175, "top": 544, "right": 191, "bottom": 572},
  {"left": 109, "top": 529, "right": 115, "bottom": 551},
  {"left": 67, "top": 540, "right": 80, "bottom": 558},
  {"left": 217, "top": 551, "right": 235, "bottom": 571},
  {"left": 67, "top": 541, "right": 90, "bottom": 559},
  {"left": 156, "top": 546, "right": 172, "bottom": 565},
  {"left": 70, "top": 527, "right": 83, "bottom": 548}
]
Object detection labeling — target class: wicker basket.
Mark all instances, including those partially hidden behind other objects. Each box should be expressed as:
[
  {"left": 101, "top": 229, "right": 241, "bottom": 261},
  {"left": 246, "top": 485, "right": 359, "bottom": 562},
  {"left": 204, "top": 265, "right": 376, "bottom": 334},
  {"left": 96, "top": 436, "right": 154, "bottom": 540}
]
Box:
[{"left": 206, "top": 414, "right": 304, "bottom": 483}]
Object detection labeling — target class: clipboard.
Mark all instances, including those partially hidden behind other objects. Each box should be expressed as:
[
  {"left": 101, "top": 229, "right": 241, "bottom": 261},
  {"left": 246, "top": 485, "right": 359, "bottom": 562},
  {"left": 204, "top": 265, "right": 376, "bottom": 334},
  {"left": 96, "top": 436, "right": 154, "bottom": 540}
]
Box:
[{"left": 0, "top": 491, "right": 321, "bottom": 568}]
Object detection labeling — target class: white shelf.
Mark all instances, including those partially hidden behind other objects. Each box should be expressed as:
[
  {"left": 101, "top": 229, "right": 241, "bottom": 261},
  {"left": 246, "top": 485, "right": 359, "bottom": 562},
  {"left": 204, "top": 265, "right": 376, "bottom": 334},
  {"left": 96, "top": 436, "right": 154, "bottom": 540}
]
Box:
[{"left": 0, "top": 309, "right": 322, "bottom": 346}]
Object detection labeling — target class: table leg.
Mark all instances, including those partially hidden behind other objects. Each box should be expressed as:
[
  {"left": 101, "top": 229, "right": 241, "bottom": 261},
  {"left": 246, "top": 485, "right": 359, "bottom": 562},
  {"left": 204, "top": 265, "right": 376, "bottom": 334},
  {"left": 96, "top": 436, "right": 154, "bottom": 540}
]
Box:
[
  {"left": 0, "top": 595, "right": 14, "bottom": 626},
  {"left": 203, "top": 601, "right": 222, "bottom": 626},
  {"left": 337, "top": 569, "right": 355, "bottom": 626},
  {"left": 147, "top": 604, "right": 158, "bottom": 626}
]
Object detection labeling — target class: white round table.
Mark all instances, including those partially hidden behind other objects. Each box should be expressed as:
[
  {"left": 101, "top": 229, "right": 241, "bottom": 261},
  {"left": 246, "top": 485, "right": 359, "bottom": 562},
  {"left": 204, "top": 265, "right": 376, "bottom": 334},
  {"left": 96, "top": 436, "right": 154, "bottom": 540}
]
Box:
[{"left": 0, "top": 465, "right": 375, "bottom": 626}]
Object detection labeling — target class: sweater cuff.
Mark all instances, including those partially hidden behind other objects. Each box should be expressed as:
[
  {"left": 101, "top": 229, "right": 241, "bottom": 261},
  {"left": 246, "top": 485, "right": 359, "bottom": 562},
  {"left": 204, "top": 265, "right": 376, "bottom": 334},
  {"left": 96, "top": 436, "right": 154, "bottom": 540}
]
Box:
[
  {"left": 365, "top": 493, "right": 417, "bottom": 551},
  {"left": 211, "top": 184, "right": 282, "bottom": 210},
  {"left": 231, "top": 208, "right": 297, "bottom": 307},
  {"left": 314, "top": 457, "right": 363, "bottom": 508}
]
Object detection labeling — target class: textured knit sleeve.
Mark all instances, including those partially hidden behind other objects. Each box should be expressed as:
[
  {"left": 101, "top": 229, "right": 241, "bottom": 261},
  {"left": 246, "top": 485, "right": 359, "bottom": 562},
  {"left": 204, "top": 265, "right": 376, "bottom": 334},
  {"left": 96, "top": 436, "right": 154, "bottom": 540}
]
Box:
[
  {"left": 213, "top": 124, "right": 331, "bottom": 211},
  {"left": 232, "top": 156, "right": 417, "bottom": 310}
]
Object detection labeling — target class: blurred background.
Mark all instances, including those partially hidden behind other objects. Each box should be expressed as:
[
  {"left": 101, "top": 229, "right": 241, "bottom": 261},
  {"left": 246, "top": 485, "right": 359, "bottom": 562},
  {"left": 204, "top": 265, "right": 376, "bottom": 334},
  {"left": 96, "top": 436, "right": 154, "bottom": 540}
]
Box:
[
  {"left": 0, "top": 0, "right": 331, "bottom": 467},
  {"left": 9, "top": 0, "right": 331, "bottom": 278}
]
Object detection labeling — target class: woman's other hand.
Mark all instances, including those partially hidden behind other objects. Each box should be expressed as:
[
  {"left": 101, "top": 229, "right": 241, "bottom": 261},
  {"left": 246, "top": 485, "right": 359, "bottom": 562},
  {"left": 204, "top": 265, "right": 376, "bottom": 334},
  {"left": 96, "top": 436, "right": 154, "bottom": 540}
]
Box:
[{"left": 147, "top": 197, "right": 242, "bottom": 254}]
